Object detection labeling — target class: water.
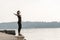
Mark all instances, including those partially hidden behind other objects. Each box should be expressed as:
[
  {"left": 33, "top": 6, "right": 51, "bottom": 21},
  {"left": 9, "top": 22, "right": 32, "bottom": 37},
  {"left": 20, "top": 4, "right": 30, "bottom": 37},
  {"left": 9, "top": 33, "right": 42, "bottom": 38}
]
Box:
[{"left": 20, "top": 28, "right": 60, "bottom": 40}]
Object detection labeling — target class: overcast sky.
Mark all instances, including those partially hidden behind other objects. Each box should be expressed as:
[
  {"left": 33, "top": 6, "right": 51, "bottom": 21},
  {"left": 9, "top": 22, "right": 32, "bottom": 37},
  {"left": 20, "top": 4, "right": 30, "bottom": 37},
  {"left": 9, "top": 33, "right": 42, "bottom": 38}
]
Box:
[{"left": 0, "top": 0, "right": 60, "bottom": 23}]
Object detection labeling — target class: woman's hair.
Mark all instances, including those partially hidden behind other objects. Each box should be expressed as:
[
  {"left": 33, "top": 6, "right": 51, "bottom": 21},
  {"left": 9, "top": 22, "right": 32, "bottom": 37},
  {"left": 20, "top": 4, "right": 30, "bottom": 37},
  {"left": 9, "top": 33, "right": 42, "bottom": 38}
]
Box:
[{"left": 17, "top": 10, "right": 21, "bottom": 14}]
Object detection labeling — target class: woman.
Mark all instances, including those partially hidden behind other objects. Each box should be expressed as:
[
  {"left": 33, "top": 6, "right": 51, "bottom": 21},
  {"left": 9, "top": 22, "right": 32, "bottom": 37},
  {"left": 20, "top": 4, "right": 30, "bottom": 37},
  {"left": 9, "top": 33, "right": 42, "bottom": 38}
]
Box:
[{"left": 14, "top": 10, "right": 22, "bottom": 36}]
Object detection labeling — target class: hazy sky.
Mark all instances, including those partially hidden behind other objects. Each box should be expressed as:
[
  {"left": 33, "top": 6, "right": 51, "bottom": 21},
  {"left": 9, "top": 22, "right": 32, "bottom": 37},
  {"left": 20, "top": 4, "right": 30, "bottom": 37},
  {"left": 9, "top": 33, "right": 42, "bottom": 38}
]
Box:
[{"left": 0, "top": 0, "right": 60, "bottom": 23}]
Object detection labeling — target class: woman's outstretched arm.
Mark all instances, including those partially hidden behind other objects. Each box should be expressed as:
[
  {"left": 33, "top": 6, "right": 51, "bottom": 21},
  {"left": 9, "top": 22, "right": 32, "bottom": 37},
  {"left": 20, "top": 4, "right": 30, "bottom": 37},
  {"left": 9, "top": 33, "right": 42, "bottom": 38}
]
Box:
[{"left": 13, "top": 13, "right": 19, "bottom": 16}]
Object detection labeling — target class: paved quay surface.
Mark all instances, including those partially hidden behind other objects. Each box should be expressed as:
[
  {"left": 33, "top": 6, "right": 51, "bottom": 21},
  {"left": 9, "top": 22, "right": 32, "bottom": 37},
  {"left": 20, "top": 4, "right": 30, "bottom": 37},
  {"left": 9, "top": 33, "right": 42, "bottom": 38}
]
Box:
[{"left": 0, "top": 32, "right": 24, "bottom": 40}]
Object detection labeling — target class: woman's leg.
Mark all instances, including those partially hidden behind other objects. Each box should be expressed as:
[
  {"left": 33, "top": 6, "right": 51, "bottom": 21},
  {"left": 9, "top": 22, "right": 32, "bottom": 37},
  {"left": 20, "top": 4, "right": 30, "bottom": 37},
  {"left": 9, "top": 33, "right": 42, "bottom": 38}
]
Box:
[{"left": 18, "top": 23, "right": 22, "bottom": 35}]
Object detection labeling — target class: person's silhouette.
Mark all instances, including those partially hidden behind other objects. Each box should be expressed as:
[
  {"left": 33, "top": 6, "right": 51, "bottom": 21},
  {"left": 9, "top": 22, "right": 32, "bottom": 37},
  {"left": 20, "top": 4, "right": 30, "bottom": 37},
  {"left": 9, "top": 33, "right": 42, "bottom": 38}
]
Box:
[{"left": 14, "top": 10, "right": 22, "bottom": 36}]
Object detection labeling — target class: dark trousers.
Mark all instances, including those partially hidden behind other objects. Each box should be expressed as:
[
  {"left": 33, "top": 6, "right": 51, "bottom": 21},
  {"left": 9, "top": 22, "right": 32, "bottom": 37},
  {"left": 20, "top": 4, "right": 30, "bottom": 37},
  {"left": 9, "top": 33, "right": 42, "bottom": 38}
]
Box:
[{"left": 18, "top": 22, "right": 22, "bottom": 34}]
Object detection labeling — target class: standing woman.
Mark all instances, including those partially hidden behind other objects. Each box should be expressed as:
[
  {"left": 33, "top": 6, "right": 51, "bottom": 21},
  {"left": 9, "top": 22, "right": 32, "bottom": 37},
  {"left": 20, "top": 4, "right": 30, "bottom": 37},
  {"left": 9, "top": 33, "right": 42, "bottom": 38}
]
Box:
[{"left": 14, "top": 10, "right": 22, "bottom": 36}]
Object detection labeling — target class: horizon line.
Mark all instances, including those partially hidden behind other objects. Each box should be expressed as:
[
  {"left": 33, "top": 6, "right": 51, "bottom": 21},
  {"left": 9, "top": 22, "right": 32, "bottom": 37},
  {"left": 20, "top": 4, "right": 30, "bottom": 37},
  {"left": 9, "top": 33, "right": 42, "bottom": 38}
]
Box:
[{"left": 0, "top": 21, "right": 60, "bottom": 23}]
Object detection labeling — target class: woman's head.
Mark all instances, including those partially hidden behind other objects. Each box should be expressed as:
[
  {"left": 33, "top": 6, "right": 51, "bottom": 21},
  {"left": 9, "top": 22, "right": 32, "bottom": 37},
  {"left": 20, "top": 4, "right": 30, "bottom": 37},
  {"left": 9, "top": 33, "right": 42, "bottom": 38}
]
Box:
[{"left": 17, "top": 10, "right": 21, "bottom": 14}]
